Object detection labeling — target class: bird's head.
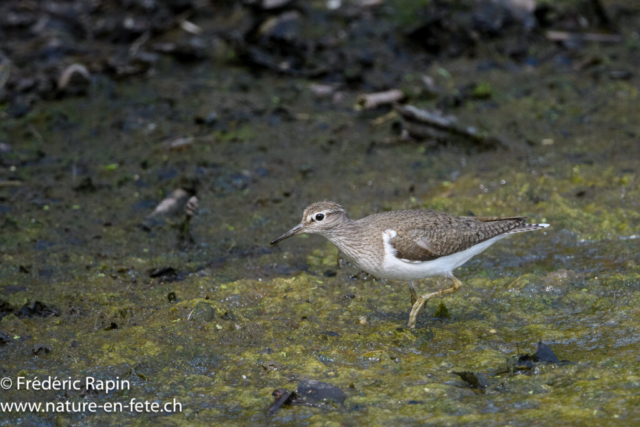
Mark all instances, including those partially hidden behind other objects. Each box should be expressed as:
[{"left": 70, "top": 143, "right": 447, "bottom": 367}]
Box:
[{"left": 270, "top": 201, "right": 349, "bottom": 244}]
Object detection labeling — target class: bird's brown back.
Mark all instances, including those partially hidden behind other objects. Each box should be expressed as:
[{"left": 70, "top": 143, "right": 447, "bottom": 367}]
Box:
[{"left": 356, "top": 210, "right": 527, "bottom": 262}]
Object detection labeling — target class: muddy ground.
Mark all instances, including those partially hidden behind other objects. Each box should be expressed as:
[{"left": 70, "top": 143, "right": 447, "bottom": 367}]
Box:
[{"left": 1, "top": 0, "right": 640, "bottom": 425}]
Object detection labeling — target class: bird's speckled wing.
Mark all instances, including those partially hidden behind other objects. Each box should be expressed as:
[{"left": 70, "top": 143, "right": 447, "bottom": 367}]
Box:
[{"left": 386, "top": 212, "right": 527, "bottom": 262}]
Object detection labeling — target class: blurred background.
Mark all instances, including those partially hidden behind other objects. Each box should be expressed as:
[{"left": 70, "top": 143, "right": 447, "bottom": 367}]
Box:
[{"left": 1, "top": 0, "right": 640, "bottom": 425}]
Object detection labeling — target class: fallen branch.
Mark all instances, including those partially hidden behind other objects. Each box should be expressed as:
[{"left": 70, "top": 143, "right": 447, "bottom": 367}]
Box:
[
  {"left": 546, "top": 31, "right": 623, "bottom": 43},
  {"left": 357, "top": 89, "right": 405, "bottom": 110},
  {"left": 395, "top": 104, "right": 505, "bottom": 148},
  {"left": 165, "top": 136, "right": 194, "bottom": 151},
  {"left": 309, "top": 83, "right": 338, "bottom": 97}
]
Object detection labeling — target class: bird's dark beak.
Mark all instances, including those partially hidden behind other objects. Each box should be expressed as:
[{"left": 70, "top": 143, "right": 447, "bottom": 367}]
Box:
[{"left": 270, "top": 224, "right": 304, "bottom": 245}]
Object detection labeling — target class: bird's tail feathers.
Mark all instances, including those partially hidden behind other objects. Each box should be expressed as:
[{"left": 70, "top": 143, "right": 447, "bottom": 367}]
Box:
[{"left": 507, "top": 223, "right": 550, "bottom": 234}]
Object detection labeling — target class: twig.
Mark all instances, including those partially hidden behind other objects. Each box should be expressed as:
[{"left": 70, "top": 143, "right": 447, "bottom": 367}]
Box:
[
  {"left": 546, "top": 31, "right": 623, "bottom": 43},
  {"left": 357, "top": 89, "right": 405, "bottom": 110},
  {"left": 130, "top": 31, "right": 151, "bottom": 57},
  {"left": 370, "top": 110, "right": 397, "bottom": 126},
  {"left": 28, "top": 125, "right": 44, "bottom": 143},
  {"left": 267, "top": 389, "right": 293, "bottom": 417},
  {"left": 506, "top": 276, "right": 522, "bottom": 290},
  {"left": 166, "top": 136, "right": 194, "bottom": 151},
  {"left": 395, "top": 105, "right": 505, "bottom": 148}
]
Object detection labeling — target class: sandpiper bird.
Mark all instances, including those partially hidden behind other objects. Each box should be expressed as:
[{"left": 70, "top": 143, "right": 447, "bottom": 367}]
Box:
[{"left": 271, "top": 201, "right": 549, "bottom": 328}]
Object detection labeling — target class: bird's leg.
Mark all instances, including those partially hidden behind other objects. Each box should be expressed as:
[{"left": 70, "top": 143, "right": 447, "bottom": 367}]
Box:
[
  {"left": 409, "top": 281, "right": 418, "bottom": 305},
  {"left": 407, "top": 276, "right": 463, "bottom": 329}
]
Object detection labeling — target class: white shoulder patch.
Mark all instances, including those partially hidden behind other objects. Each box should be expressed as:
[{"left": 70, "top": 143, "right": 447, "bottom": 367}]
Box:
[
  {"left": 382, "top": 229, "right": 398, "bottom": 257},
  {"left": 383, "top": 229, "right": 397, "bottom": 239},
  {"left": 382, "top": 229, "right": 421, "bottom": 263}
]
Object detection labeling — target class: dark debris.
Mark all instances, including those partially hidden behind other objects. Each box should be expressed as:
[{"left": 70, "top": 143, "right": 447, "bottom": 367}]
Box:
[
  {"left": 502, "top": 341, "right": 570, "bottom": 373},
  {"left": 0, "top": 0, "right": 622, "bottom": 117},
  {"left": 267, "top": 388, "right": 294, "bottom": 416},
  {"left": 149, "top": 267, "right": 177, "bottom": 278},
  {"left": 516, "top": 341, "right": 562, "bottom": 369},
  {"left": 297, "top": 380, "right": 346, "bottom": 405},
  {"left": 453, "top": 371, "right": 489, "bottom": 389},
  {"left": 32, "top": 343, "right": 52, "bottom": 355},
  {"left": 267, "top": 380, "right": 347, "bottom": 416},
  {"left": 0, "top": 331, "right": 11, "bottom": 345},
  {"left": 16, "top": 301, "right": 60, "bottom": 319},
  {"left": 167, "top": 292, "right": 178, "bottom": 303}
]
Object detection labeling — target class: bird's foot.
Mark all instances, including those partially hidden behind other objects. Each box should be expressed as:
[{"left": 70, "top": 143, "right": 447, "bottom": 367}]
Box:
[
  {"left": 407, "top": 276, "right": 463, "bottom": 329},
  {"left": 408, "top": 297, "right": 427, "bottom": 328}
]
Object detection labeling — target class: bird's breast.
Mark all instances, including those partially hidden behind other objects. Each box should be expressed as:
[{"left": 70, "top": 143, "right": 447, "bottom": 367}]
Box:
[{"left": 326, "top": 234, "right": 382, "bottom": 276}]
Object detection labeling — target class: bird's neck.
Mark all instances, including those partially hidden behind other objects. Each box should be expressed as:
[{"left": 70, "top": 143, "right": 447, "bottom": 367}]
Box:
[
  {"left": 322, "top": 220, "right": 372, "bottom": 263},
  {"left": 322, "top": 217, "right": 357, "bottom": 241}
]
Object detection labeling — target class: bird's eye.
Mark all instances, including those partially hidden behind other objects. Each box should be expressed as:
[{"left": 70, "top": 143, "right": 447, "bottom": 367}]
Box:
[{"left": 315, "top": 213, "right": 325, "bottom": 221}]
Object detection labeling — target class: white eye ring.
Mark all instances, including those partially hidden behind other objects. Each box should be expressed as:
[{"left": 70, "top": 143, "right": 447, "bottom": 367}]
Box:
[{"left": 315, "top": 213, "right": 325, "bottom": 221}]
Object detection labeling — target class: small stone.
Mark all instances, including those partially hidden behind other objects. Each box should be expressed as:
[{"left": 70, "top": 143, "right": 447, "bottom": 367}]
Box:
[
  {"left": 194, "top": 112, "right": 218, "bottom": 126},
  {"left": 358, "top": 316, "right": 368, "bottom": 325},
  {"left": 535, "top": 341, "right": 559, "bottom": 363},
  {"left": 192, "top": 302, "right": 215, "bottom": 322},
  {"left": 297, "top": 380, "right": 346, "bottom": 405},
  {"left": 453, "top": 371, "right": 489, "bottom": 389},
  {"left": 261, "top": 361, "right": 283, "bottom": 371}
]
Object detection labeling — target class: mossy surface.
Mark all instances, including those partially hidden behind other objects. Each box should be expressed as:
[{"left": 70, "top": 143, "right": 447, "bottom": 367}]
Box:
[{"left": 2, "top": 3, "right": 640, "bottom": 425}]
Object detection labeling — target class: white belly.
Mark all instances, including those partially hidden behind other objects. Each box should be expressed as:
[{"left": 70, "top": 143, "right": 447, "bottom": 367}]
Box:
[{"left": 374, "top": 231, "right": 505, "bottom": 281}]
